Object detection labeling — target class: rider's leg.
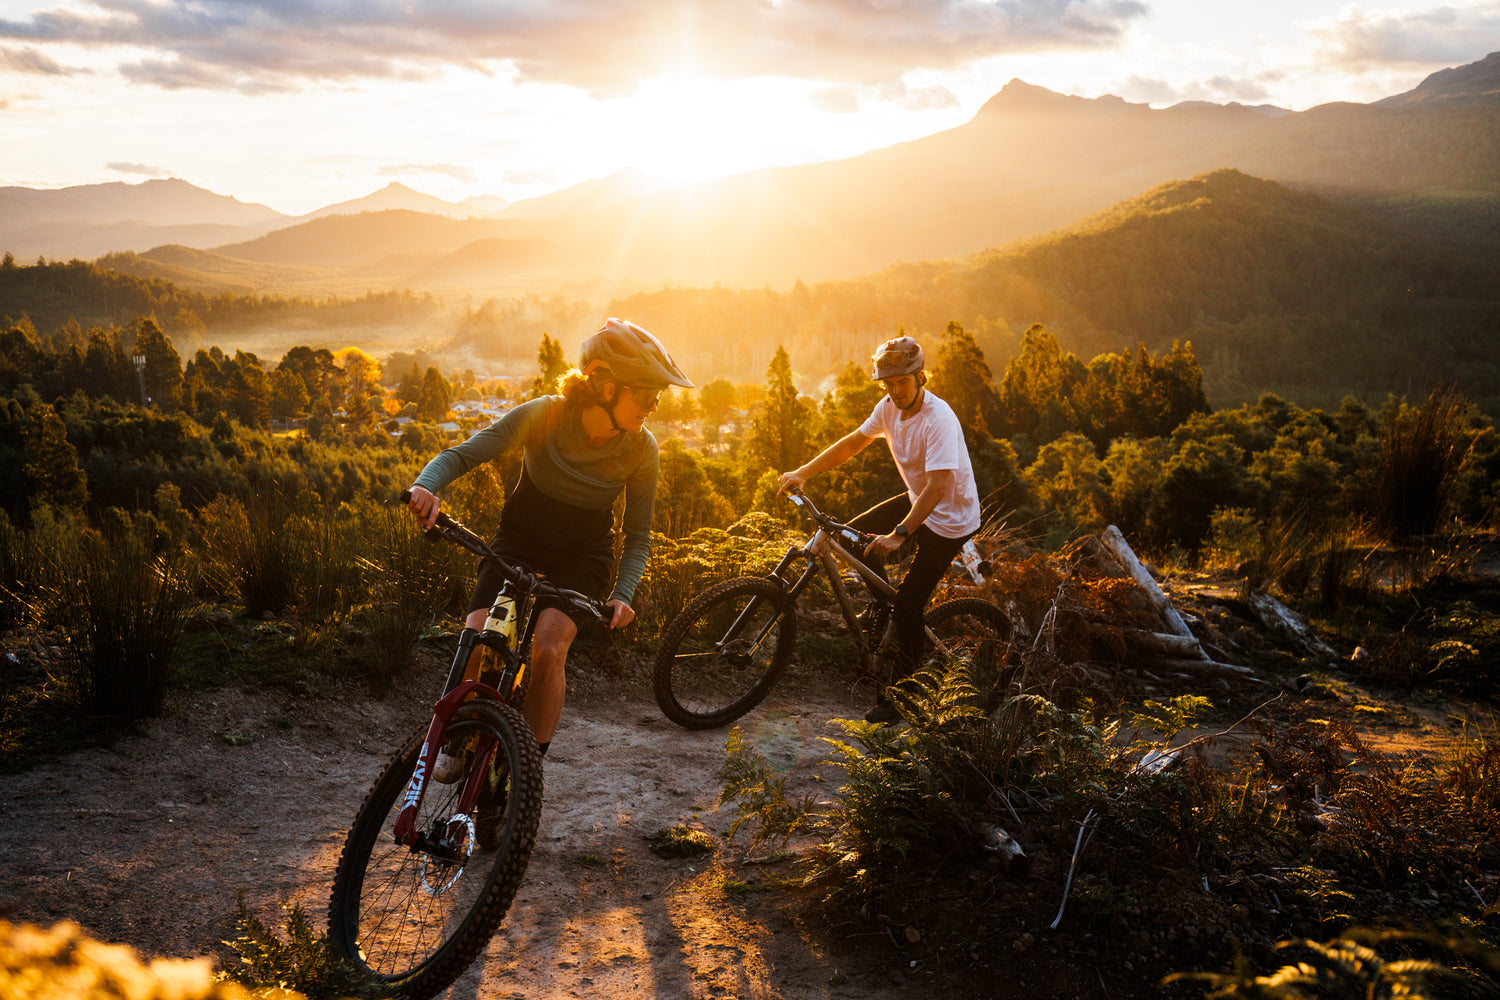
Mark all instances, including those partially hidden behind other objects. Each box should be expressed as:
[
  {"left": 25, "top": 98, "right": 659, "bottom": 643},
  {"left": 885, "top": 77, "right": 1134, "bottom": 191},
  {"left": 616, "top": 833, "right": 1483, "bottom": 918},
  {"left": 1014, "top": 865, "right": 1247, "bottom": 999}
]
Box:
[
  {"left": 522, "top": 607, "right": 578, "bottom": 745},
  {"left": 889, "top": 528, "right": 971, "bottom": 681}
]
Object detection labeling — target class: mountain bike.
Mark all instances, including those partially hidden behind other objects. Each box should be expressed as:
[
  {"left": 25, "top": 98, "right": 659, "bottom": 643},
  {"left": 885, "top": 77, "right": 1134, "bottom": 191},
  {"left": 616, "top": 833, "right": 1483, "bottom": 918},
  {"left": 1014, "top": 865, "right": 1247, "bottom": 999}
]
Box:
[
  {"left": 652, "top": 489, "right": 1012, "bottom": 730},
  {"left": 328, "top": 493, "right": 608, "bottom": 1000}
]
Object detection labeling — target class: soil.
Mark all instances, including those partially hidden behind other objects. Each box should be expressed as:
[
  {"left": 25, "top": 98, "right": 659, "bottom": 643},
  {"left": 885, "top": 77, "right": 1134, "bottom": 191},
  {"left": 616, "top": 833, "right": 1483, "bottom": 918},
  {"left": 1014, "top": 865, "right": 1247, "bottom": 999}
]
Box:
[{"left": 0, "top": 601, "right": 1487, "bottom": 1000}]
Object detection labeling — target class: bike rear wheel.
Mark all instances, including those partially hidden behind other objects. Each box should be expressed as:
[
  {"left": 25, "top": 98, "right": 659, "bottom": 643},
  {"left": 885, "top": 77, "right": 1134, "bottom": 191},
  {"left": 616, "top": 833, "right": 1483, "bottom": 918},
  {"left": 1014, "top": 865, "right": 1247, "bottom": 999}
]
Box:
[
  {"left": 328, "top": 699, "right": 543, "bottom": 1000},
  {"left": 653, "top": 576, "right": 796, "bottom": 730},
  {"left": 924, "top": 598, "right": 1015, "bottom": 707}
]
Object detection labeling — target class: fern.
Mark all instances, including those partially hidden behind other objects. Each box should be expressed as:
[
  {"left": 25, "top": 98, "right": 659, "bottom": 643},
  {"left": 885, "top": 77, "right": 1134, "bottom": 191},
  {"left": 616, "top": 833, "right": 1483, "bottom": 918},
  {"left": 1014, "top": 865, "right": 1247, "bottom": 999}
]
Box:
[
  {"left": 219, "top": 895, "right": 384, "bottom": 999},
  {"left": 718, "top": 727, "right": 822, "bottom": 854},
  {"left": 1166, "top": 928, "right": 1500, "bottom": 998}
]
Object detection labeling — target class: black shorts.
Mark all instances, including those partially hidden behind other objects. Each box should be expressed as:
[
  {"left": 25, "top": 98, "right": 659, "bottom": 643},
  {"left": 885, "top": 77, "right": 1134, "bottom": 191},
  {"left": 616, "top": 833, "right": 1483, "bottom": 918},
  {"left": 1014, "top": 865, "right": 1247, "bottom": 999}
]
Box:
[{"left": 467, "top": 467, "right": 614, "bottom": 626}]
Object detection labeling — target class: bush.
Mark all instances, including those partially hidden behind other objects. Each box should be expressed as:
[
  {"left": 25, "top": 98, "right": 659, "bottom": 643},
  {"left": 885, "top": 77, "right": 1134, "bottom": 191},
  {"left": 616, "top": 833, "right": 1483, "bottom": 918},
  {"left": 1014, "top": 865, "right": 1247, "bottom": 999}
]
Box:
[
  {"left": 0, "top": 919, "right": 253, "bottom": 1000},
  {"left": 1368, "top": 386, "right": 1474, "bottom": 539},
  {"left": 26, "top": 508, "right": 196, "bottom": 718},
  {"left": 349, "top": 499, "right": 471, "bottom": 688},
  {"left": 196, "top": 489, "right": 308, "bottom": 618}
]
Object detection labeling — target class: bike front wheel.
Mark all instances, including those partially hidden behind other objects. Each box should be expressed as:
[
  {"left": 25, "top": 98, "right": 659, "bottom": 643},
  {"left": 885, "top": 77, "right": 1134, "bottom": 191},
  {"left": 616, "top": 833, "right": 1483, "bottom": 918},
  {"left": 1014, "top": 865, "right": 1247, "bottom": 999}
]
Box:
[
  {"left": 924, "top": 598, "right": 1015, "bottom": 707},
  {"left": 653, "top": 576, "right": 796, "bottom": 730},
  {"left": 328, "top": 698, "right": 543, "bottom": 1000}
]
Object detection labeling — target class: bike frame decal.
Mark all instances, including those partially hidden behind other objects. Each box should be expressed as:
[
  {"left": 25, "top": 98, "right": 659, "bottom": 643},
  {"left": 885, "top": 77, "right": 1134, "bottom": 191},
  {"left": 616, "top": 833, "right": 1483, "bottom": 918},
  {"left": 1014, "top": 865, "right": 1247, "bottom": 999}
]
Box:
[{"left": 392, "top": 679, "right": 505, "bottom": 848}]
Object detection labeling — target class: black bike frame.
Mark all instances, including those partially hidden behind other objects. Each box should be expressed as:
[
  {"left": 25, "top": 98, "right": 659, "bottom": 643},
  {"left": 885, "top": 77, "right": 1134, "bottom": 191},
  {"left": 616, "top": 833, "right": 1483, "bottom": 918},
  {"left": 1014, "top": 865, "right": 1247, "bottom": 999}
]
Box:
[{"left": 751, "top": 492, "right": 904, "bottom": 665}]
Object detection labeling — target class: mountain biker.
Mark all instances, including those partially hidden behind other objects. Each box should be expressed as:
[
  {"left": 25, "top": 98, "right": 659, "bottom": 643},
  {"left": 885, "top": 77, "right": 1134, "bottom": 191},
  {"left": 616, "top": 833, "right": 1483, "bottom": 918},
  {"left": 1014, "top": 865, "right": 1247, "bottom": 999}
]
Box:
[
  {"left": 776, "top": 335, "right": 981, "bottom": 724},
  {"left": 406, "top": 318, "right": 692, "bottom": 769}
]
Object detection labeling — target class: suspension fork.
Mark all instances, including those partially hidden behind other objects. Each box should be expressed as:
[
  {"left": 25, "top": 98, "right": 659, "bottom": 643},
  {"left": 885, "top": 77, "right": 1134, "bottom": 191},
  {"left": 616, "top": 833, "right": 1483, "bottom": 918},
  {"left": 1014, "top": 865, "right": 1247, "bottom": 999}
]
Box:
[{"left": 394, "top": 678, "right": 501, "bottom": 849}]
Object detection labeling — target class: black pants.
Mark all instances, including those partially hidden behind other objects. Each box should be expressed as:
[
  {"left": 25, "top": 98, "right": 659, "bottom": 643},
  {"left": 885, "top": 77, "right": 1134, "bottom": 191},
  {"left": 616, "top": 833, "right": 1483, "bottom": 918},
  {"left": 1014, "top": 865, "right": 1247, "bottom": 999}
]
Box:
[{"left": 849, "top": 494, "right": 974, "bottom": 684}]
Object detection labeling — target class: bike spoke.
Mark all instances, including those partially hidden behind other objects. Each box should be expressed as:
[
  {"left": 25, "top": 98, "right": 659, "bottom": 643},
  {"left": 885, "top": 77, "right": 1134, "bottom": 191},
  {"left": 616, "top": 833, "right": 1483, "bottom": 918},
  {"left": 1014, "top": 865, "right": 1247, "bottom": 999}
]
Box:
[
  {"left": 654, "top": 578, "right": 795, "bottom": 729},
  {"left": 329, "top": 702, "right": 544, "bottom": 997}
]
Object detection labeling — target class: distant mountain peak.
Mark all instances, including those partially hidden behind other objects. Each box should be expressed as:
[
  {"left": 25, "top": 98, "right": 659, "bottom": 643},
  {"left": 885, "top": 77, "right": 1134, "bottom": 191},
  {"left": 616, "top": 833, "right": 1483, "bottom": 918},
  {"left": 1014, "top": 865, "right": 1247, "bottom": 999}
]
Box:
[
  {"left": 1378, "top": 50, "right": 1500, "bottom": 108},
  {"left": 977, "top": 80, "right": 1147, "bottom": 116}
]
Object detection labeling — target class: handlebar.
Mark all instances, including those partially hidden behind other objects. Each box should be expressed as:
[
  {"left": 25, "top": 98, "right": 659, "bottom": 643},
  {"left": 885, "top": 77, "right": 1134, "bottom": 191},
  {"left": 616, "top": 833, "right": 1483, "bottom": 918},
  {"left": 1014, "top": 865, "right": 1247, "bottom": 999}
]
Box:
[
  {"left": 398, "top": 490, "right": 610, "bottom": 623},
  {"left": 783, "top": 489, "right": 875, "bottom": 552}
]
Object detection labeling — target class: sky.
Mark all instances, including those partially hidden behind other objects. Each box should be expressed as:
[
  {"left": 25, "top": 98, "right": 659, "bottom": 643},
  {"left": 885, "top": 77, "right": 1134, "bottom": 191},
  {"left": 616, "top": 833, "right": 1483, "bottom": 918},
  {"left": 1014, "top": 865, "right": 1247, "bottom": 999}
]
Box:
[{"left": 2, "top": 0, "right": 1498, "bottom": 217}]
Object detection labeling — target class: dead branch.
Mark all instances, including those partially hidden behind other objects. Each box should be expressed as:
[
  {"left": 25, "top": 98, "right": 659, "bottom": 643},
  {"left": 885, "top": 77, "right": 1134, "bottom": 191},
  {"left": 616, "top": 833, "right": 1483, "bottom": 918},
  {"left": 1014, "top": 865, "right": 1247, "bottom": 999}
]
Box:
[
  {"left": 1098, "top": 525, "right": 1205, "bottom": 656},
  {"left": 1245, "top": 590, "right": 1339, "bottom": 663}
]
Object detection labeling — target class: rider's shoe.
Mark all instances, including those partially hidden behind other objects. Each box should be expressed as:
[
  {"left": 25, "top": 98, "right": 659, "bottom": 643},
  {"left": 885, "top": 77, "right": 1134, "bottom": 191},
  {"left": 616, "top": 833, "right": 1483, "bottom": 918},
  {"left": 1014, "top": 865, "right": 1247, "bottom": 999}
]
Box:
[
  {"left": 432, "top": 746, "right": 467, "bottom": 784},
  {"left": 864, "top": 700, "right": 901, "bottom": 725}
]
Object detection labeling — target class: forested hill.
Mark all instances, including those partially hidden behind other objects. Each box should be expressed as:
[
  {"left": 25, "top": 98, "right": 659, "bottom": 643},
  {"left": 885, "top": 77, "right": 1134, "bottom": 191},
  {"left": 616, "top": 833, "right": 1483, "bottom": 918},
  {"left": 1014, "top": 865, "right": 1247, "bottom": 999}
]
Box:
[
  {"left": 602, "top": 170, "right": 1500, "bottom": 410},
  {"left": 5, "top": 170, "right": 1499, "bottom": 413}
]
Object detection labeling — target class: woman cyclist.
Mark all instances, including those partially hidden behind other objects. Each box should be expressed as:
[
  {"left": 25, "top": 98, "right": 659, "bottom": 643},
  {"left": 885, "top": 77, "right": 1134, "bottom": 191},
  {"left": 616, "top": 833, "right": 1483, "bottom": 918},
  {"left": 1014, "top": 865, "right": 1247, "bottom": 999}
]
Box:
[{"left": 406, "top": 318, "right": 692, "bottom": 765}]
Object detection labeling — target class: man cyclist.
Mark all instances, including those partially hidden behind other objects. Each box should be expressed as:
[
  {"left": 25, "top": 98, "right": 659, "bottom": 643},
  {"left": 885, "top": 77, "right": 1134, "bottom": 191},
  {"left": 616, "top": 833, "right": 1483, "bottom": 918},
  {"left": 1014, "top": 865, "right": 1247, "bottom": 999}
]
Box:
[
  {"left": 777, "top": 335, "right": 981, "bottom": 724},
  {"left": 407, "top": 318, "right": 691, "bottom": 769}
]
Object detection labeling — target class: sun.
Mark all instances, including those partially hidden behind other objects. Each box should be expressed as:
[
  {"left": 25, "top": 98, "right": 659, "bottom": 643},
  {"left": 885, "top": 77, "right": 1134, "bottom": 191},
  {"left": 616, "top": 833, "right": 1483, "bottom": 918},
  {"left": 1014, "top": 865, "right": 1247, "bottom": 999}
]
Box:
[{"left": 616, "top": 75, "right": 807, "bottom": 184}]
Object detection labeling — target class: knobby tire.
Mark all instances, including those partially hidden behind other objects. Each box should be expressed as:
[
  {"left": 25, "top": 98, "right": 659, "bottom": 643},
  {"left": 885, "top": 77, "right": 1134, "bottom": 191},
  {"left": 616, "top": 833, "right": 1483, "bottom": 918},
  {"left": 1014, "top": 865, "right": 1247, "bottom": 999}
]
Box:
[
  {"left": 328, "top": 698, "right": 543, "bottom": 1000},
  {"left": 653, "top": 576, "right": 796, "bottom": 730}
]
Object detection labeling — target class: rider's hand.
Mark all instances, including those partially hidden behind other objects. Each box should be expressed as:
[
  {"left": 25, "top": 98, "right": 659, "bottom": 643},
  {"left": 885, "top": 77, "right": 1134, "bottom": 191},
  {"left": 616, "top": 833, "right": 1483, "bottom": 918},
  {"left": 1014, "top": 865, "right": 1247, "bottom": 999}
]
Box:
[
  {"left": 606, "top": 599, "right": 635, "bottom": 630},
  {"left": 776, "top": 470, "right": 806, "bottom": 495},
  {"left": 407, "top": 485, "right": 440, "bottom": 529},
  {"left": 863, "top": 532, "right": 904, "bottom": 559}
]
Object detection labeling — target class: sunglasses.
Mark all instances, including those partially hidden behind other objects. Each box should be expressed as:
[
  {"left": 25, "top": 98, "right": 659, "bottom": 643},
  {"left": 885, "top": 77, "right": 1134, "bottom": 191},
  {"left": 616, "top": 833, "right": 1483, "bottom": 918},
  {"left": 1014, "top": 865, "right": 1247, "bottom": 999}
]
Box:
[{"left": 622, "top": 385, "right": 663, "bottom": 408}]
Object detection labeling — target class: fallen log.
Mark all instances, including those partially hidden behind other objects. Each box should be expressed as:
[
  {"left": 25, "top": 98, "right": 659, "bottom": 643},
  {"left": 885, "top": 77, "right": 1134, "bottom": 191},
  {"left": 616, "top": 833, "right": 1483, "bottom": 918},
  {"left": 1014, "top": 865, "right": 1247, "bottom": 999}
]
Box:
[
  {"left": 1153, "top": 657, "right": 1265, "bottom": 680},
  {"left": 1092, "top": 625, "right": 1205, "bottom": 659},
  {"left": 1099, "top": 525, "right": 1205, "bottom": 656},
  {"left": 1246, "top": 590, "right": 1339, "bottom": 662}
]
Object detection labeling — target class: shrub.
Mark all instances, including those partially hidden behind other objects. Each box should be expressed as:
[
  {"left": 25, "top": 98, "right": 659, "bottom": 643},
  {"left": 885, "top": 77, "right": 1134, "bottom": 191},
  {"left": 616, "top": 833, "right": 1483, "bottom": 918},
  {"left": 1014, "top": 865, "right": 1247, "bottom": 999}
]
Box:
[
  {"left": 1368, "top": 386, "right": 1474, "bottom": 540},
  {"left": 350, "top": 499, "right": 471, "bottom": 688},
  {"left": 0, "top": 919, "right": 253, "bottom": 1000},
  {"left": 27, "top": 508, "right": 196, "bottom": 718},
  {"left": 196, "top": 489, "right": 309, "bottom": 617},
  {"left": 1168, "top": 927, "right": 1500, "bottom": 998}
]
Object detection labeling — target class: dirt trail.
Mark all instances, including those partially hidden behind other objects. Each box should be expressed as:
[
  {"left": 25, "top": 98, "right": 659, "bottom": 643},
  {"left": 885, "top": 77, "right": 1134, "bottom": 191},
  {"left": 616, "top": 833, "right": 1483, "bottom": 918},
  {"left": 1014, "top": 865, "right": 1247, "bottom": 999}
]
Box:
[{"left": 0, "top": 665, "right": 915, "bottom": 1000}]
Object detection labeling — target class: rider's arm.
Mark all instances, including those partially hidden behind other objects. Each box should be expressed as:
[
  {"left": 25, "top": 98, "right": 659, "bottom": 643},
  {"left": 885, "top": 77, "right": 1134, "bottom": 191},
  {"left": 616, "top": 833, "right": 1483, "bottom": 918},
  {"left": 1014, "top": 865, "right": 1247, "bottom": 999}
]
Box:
[
  {"left": 777, "top": 428, "right": 875, "bottom": 493},
  {"left": 902, "top": 469, "right": 952, "bottom": 531},
  {"left": 407, "top": 398, "right": 549, "bottom": 526},
  {"left": 864, "top": 469, "right": 953, "bottom": 557},
  {"left": 607, "top": 434, "right": 659, "bottom": 627}
]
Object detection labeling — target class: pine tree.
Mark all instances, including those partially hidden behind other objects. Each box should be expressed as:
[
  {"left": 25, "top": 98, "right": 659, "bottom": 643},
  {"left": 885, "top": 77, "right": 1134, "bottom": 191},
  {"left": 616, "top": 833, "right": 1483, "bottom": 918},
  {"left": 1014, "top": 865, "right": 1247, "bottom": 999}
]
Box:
[
  {"left": 746, "top": 346, "right": 814, "bottom": 474},
  {"left": 131, "top": 316, "right": 184, "bottom": 411},
  {"left": 416, "top": 366, "right": 452, "bottom": 422},
  {"left": 933, "top": 321, "right": 1003, "bottom": 437},
  {"left": 24, "top": 401, "right": 88, "bottom": 511},
  {"left": 531, "top": 333, "right": 568, "bottom": 398}
]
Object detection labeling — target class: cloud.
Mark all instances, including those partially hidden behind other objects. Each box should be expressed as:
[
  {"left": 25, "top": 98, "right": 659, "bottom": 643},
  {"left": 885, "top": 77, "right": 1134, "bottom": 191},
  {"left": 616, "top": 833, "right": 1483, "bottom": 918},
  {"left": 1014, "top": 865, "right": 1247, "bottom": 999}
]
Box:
[
  {"left": 1310, "top": 2, "right": 1500, "bottom": 71},
  {"left": 0, "top": 0, "right": 1150, "bottom": 93},
  {"left": 1116, "top": 73, "right": 1274, "bottom": 107},
  {"left": 107, "top": 161, "right": 172, "bottom": 176},
  {"left": 378, "top": 163, "right": 479, "bottom": 183},
  {"left": 0, "top": 44, "right": 73, "bottom": 74}
]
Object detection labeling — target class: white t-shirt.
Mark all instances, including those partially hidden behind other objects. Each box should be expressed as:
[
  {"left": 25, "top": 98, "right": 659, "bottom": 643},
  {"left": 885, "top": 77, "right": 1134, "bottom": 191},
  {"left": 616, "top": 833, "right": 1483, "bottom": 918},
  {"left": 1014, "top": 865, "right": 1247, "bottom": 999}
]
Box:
[{"left": 858, "top": 391, "right": 982, "bottom": 539}]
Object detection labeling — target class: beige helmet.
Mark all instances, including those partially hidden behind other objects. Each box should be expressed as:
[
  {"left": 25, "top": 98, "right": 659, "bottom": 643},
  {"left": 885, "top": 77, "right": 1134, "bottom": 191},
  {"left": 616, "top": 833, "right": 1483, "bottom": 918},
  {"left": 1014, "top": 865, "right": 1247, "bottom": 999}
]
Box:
[
  {"left": 871, "top": 336, "right": 924, "bottom": 381},
  {"left": 580, "top": 317, "right": 693, "bottom": 389}
]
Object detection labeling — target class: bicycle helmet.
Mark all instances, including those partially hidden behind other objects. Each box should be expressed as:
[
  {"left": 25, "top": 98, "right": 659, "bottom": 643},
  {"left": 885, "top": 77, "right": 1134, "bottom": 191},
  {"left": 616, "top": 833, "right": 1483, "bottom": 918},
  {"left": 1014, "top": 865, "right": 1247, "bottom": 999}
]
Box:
[
  {"left": 871, "top": 336, "right": 924, "bottom": 381},
  {"left": 580, "top": 318, "right": 693, "bottom": 389}
]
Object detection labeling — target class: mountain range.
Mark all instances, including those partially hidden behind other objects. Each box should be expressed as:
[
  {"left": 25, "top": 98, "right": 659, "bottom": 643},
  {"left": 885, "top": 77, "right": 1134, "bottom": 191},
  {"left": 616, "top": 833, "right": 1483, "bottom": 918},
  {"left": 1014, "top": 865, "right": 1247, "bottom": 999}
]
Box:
[{"left": 4, "top": 51, "right": 1499, "bottom": 299}]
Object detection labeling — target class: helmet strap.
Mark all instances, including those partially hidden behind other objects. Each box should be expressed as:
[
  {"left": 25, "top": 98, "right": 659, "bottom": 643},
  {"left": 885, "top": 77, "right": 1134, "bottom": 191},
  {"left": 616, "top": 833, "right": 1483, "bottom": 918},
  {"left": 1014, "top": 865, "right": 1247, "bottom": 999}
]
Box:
[{"left": 600, "top": 381, "right": 626, "bottom": 434}]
